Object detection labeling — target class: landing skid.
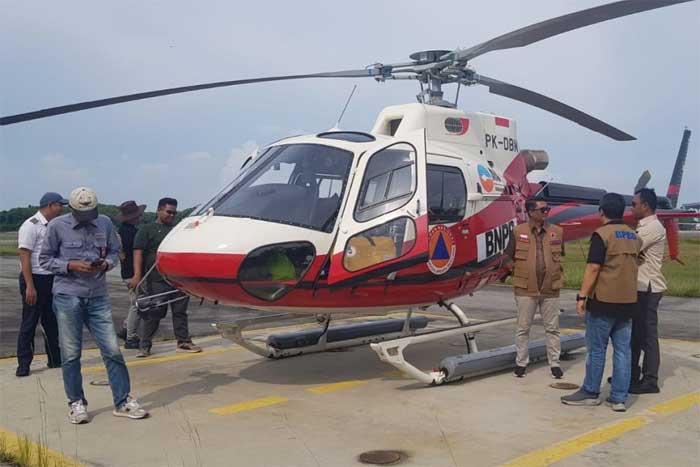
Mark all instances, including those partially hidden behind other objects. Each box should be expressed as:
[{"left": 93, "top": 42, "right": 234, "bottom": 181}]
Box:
[
  {"left": 370, "top": 313, "right": 517, "bottom": 385},
  {"left": 215, "top": 312, "right": 428, "bottom": 359}
]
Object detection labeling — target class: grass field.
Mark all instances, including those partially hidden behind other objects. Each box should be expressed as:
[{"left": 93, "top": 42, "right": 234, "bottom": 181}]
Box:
[
  {"left": 0, "top": 231, "right": 16, "bottom": 256},
  {"left": 1, "top": 231, "right": 698, "bottom": 296},
  {"left": 561, "top": 238, "right": 700, "bottom": 298}
]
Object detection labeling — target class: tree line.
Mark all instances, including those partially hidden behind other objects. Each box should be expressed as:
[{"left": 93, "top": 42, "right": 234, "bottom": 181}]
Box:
[{"left": 0, "top": 204, "right": 195, "bottom": 231}]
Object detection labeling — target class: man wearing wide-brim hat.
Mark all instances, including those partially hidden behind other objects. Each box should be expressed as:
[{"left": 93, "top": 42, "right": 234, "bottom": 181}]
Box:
[{"left": 115, "top": 200, "right": 146, "bottom": 349}]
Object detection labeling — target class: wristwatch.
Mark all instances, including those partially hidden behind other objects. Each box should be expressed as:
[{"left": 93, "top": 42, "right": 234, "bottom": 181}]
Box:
[{"left": 576, "top": 294, "right": 587, "bottom": 302}]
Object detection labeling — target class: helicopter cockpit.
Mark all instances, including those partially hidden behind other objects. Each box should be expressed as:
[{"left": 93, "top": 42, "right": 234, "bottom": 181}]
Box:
[{"left": 210, "top": 142, "right": 354, "bottom": 233}]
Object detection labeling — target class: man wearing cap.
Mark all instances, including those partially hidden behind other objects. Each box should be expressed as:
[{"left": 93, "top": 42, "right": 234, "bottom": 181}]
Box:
[
  {"left": 40, "top": 187, "right": 148, "bottom": 424},
  {"left": 15, "top": 192, "right": 67, "bottom": 377},
  {"left": 115, "top": 200, "right": 146, "bottom": 349}
]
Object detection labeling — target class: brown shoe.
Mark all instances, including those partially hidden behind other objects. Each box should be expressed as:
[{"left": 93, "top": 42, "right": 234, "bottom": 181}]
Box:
[{"left": 176, "top": 342, "right": 202, "bottom": 353}]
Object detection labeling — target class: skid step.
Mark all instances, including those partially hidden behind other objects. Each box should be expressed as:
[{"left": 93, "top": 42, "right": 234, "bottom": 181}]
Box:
[
  {"left": 440, "top": 333, "right": 586, "bottom": 382},
  {"left": 268, "top": 317, "right": 429, "bottom": 350}
]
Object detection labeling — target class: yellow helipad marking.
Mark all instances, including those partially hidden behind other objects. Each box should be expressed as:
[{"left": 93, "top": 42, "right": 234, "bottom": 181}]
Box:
[
  {"left": 0, "top": 426, "right": 84, "bottom": 466},
  {"left": 209, "top": 396, "right": 288, "bottom": 415},
  {"left": 307, "top": 380, "right": 368, "bottom": 394},
  {"left": 82, "top": 346, "right": 242, "bottom": 373},
  {"left": 648, "top": 391, "right": 700, "bottom": 416},
  {"left": 560, "top": 328, "right": 584, "bottom": 335},
  {"left": 501, "top": 391, "right": 700, "bottom": 467},
  {"left": 502, "top": 417, "right": 647, "bottom": 467}
]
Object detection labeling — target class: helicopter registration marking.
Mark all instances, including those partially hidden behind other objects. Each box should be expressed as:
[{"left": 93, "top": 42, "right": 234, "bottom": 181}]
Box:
[
  {"left": 485, "top": 134, "right": 518, "bottom": 152},
  {"left": 477, "top": 218, "right": 516, "bottom": 262}
]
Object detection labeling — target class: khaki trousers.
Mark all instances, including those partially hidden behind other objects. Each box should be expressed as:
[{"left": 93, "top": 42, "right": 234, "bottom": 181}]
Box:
[{"left": 515, "top": 295, "right": 561, "bottom": 367}]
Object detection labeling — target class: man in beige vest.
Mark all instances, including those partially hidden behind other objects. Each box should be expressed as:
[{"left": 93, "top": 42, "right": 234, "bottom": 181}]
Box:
[
  {"left": 561, "top": 193, "right": 642, "bottom": 412},
  {"left": 505, "top": 197, "right": 564, "bottom": 379}
]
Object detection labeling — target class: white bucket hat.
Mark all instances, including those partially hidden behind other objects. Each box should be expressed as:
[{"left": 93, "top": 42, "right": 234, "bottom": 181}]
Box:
[{"left": 69, "top": 187, "right": 99, "bottom": 222}]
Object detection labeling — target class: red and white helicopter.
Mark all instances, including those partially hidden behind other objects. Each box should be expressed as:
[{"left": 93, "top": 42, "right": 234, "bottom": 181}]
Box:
[{"left": 2, "top": 0, "right": 696, "bottom": 384}]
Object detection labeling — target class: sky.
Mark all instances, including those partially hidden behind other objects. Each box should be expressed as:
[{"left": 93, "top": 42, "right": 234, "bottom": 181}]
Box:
[{"left": 1, "top": 0, "right": 698, "bottom": 211}]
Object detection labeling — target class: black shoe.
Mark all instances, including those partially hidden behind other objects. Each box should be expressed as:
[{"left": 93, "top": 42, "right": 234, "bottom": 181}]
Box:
[
  {"left": 629, "top": 381, "right": 660, "bottom": 394},
  {"left": 551, "top": 367, "right": 563, "bottom": 379},
  {"left": 514, "top": 366, "right": 526, "bottom": 378},
  {"left": 47, "top": 362, "right": 62, "bottom": 369},
  {"left": 124, "top": 338, "right": 140, "bottom": 350},
  {"left": 16, "top": 367, "right": 30, "bottom": 377},
  {"left": 116, "top": 327, "right": 127, "bottom": 341}
]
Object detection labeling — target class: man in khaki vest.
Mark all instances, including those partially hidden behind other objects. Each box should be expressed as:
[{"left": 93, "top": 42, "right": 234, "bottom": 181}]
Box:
[
  {"left": 561, "top": 193, "right": 642, "bottom": 412},
  {"left": 505, "top": 197, "right": 564, "bottom": 379}
]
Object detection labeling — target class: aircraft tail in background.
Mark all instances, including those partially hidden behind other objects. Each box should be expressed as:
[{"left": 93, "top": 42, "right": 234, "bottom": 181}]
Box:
[{"left": 666, "top": 128, "right": 691, "bottom": 208}]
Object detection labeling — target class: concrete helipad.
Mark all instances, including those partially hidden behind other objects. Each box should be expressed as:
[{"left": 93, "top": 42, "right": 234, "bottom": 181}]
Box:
[{"left": 1, "top": 306, "right": 698, "bottom": 467}]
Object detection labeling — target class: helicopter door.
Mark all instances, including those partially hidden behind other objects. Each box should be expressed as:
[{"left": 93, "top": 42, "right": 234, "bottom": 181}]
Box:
[{"left": 327, "top": 130, "right": 428, "bottom": 285}]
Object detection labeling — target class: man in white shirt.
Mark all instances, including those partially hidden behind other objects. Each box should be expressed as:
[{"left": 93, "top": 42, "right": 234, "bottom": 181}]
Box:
[
  {"left": 630, "top": 188, "right": 666, "bottom": 394},
  {"left": 16, "top": 192, "right": 67, "bottom": 377}
]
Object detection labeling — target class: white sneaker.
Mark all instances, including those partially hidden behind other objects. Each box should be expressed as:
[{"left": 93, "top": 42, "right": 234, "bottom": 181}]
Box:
[
  {"left": 69, "top": 400, "right": 89, "bottom": 424},
  {"left": 606, "top": 397, "right": 627, "bottom": 412},
  {"left": 113, "top": 396, "right": 149, "bottom": 419}
]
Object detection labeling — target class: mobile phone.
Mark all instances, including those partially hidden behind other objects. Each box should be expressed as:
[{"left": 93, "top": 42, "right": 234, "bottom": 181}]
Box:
[{"left": 91, "top": 259, "right": 105, "bottom": 267}]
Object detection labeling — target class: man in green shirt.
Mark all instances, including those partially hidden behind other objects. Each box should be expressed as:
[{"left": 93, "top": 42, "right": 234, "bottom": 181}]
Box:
[{"left": 129, "top": 198, "right": 201, "bottom": 357}]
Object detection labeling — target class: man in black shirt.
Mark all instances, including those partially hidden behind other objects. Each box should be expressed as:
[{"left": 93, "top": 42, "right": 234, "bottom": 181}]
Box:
[
  {"left": 561, "top": 193, "right": 641, "bottom": 412},
  {"left": 116, "top": 200, "right": 146, "bottom": 349}
]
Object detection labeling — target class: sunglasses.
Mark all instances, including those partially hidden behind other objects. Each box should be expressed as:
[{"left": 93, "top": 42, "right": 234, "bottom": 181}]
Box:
[
  {"left": 164, "top": 210, "right": 177, "bottom": 215},
  {"left": 530, "top": 207, "right": 551, "bottom": 214}
]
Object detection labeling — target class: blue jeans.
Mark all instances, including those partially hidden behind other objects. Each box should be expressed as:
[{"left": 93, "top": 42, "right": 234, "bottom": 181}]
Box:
[
  {"left": 582, "top": 312, "right": 632, "bottom": 403},
  {"left": 53, "top": 294, "right": 131, "bottom": 408}
]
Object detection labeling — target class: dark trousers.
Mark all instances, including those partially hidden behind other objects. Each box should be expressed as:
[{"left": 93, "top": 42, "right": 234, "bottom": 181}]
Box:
[
  {"left": 632, "top": 289, "right": 662, "bottom": 383},
  {"left": 17, "top": 274, "right": 61, "bottom": 368},
  {"left": 139, "top": 280, "right": 191, "bottom": 350}
]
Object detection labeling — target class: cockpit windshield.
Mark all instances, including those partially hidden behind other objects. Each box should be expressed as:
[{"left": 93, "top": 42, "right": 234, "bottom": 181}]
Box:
[{"left": 210, "top": 144, "right": 354, "bottom": 232}]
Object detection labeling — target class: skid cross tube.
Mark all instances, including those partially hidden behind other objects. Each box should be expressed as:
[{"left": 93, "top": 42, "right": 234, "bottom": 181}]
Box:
[
  {"left": 370, "top": 317, "right": 517, "bottom": 385},
  {"left": 216, "top": 310, "right": 427, "bottom": 359}
]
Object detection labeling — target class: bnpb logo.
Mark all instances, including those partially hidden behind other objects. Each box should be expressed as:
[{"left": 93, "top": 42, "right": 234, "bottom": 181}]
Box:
[
  {"left": 477, "top": 165, "right": 494, "bottom": 192},
  {"left": 428, "top": 225, "right": 456, "bottom": 275}
]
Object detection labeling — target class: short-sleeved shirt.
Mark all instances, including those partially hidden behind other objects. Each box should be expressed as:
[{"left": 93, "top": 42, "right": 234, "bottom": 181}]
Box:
[
  {"left": 17, "top": 210, "right": 51, "bottom": 275},
  {"left": 133, "top": 222, "right": 173, "bottom": 283},
  {"left": 39, "top": 213, "right": 120, "bottom": 297},
  {"left": 636, "top": 215, "right": 666, "bottom": 293},
  {"left": 585, "top": 220, "right": 636, "bottom": 319},
  {"left": 118, "top": 223, "right": 138, "bottom": 279}
]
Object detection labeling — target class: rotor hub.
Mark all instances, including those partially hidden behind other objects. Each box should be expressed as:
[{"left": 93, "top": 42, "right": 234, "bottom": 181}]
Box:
[{"left": 409, "top": 50, "right": 451, "bottom": 64}]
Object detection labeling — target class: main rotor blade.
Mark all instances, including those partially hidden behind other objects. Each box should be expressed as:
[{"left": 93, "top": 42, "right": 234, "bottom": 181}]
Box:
[
  {"left": 0, "top": 69, "right": 374, "bottom": 126},
  {"left": 476, "top": 74, "right": 635, "bottom": 141},
  {"left": 450, "top": 0, "right": 694, "bottom": 63}
]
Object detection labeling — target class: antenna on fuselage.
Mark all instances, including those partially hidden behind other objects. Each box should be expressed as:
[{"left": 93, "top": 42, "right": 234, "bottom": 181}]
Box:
[
  {"left": 334, "top": 84, "right": 357, "bottom": 130},
  {"left": 533, "top": 177, "right": 554, "bottom": 198}
]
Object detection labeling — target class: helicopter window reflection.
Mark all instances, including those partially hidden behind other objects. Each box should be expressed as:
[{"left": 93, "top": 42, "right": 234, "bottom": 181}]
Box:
[
  {"left": 355, "top": 143, "right": 416, "bottom": 222},
  {"left": 427, "top": 164, "right": 467, "bottom": 224},
  {"left": 343, "top": 217, "right": 416, "bottom": 272},
  {"left": 211, "top": 144, "right": 353, "bottom": 232}
]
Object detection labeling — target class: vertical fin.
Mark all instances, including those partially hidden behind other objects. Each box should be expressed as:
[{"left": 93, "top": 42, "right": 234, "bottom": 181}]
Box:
[{"left": 666, "top": 128, "right": 691, "bottom": 208}]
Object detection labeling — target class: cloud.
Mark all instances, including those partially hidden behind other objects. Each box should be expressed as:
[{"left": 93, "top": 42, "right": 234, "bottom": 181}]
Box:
[{"left": 221, "top": 140, "right": 258, "bottom": 187}]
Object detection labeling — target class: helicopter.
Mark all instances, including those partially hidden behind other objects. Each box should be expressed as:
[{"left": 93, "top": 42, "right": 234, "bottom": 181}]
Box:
[{"left": 2, "top": 0, "right": 697, "bottom": 384}]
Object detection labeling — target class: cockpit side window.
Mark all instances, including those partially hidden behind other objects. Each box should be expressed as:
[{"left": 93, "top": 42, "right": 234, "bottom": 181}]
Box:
[
  {"left": 427, "top": 164, "right": 467, "bottom": 224},
  {"left": 354, "top": 143, "right": 416, "bottom": 222}
]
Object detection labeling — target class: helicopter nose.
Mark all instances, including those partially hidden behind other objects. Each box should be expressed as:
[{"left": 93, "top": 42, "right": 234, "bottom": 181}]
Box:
[{"left": 156, "top": 216, "right": 329, "bottom": 304}]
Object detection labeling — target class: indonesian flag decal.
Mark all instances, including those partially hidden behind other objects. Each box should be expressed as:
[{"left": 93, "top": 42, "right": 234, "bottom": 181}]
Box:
[{"left": 495, "top": 117, "right": 510, "bottom": 128}]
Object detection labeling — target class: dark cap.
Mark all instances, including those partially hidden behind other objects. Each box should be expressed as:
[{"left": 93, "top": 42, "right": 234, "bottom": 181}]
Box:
[{"left": 39, "top": 192, "right": 69, "bottom": 207}]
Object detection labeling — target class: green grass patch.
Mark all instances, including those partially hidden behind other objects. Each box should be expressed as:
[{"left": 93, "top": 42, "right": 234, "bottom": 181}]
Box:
[
  {"left": 502, "top": 237, "right": 698, "bottom": 297},
  {"left": 561, "top": 238, "right": 700, "bottom": 297}
]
